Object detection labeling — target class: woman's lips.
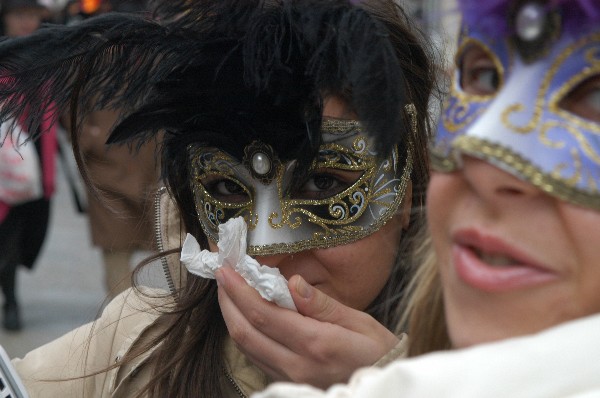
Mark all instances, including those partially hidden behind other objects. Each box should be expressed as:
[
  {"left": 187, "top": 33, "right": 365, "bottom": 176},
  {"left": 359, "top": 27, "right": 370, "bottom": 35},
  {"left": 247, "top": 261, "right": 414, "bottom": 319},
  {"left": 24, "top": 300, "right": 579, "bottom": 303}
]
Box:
[{"left": 451, "top": 230, "right": 558, "bottom": 292}]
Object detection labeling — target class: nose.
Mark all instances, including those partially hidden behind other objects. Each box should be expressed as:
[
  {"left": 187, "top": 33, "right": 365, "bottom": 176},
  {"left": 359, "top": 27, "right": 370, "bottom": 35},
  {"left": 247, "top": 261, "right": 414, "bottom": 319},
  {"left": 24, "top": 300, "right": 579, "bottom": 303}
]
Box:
[
  {"left": 254, "top": 252, "right": 293, "bottom": 268},
  {"left": 460, "top": 155, "right": 542, "bottom": 204}
]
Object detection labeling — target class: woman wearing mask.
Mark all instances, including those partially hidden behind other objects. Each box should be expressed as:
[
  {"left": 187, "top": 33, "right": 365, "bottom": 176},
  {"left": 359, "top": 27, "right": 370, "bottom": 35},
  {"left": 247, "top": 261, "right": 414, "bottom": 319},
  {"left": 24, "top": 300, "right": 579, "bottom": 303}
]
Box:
[
  {"left": 256, "top": 0, "right": 600, "bottom": 396},
  {"left": 0, "top": 0, "right": 436, "bottom": 396}
]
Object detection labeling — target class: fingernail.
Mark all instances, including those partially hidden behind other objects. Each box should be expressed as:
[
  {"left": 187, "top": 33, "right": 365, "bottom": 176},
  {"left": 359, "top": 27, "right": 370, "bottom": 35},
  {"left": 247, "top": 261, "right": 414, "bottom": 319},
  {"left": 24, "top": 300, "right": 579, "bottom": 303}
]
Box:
[
  {"left": 215, "top": 268, "right": 225, "bottom": 287},
  {"left": 295, "top": 276, "right": 312, "bottom": 299}
]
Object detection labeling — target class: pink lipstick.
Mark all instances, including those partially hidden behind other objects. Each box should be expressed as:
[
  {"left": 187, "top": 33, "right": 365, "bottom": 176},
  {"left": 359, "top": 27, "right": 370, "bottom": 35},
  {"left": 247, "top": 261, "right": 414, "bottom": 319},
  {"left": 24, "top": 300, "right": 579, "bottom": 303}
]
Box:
[{"left": 451, "top": 230, "right": 558, "bottom": 292}]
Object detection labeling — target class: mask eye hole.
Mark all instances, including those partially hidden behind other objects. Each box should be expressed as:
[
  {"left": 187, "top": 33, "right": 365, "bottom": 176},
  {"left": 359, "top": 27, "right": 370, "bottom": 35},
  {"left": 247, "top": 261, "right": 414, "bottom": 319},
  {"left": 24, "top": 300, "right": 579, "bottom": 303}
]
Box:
[
  {"left": 459, "top": 43, "right": 501, "bottom": 96},
  {"left": 292, "top": 168, "right": 362, "bottom": 200},
  {"left": 558, "top": 74, "right": 600, "bottom": 124},
  {"left": 201, "top": 175, "right": 250, "bottom": 204}
]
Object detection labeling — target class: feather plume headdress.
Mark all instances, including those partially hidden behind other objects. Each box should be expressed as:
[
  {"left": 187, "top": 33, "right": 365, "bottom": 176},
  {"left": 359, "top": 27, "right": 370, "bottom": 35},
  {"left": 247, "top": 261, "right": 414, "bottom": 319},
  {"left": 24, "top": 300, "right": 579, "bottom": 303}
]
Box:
[{"left": 0, "top": 0, "right": 414, "bottom": 170}]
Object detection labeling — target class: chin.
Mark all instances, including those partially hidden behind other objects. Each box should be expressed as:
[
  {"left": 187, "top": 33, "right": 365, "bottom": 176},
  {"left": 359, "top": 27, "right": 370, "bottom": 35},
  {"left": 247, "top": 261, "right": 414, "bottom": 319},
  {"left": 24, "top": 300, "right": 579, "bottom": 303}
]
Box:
[
  {"left": 448, "top": 318, "right": 565, "bottom": 349},
  {"left": 449, "top": 330, "right": 504, "bottom": 349}
]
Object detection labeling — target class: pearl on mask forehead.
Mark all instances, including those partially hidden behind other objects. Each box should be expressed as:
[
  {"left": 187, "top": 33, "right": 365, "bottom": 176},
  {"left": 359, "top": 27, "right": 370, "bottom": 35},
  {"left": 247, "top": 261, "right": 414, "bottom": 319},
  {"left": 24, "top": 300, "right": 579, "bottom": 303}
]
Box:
[
  {"left": 242, "top": 141, "right": 279, "bottom": 185},
  {"left": 252, "top": 152, "right": 271, "bottom": 175},
  {"left": 516, "top": 2, "right": 546, "bottom": 42}
]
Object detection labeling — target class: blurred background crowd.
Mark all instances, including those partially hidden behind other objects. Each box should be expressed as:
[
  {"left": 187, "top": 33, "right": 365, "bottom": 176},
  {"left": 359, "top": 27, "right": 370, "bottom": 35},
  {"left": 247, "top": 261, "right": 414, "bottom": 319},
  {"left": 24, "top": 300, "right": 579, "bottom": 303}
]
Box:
[
  {"left": 0, "top": 0, "right": 158, "bottom": 346},
  {"left": 26, "top": 0, "right": 148, "bottom": 24}
]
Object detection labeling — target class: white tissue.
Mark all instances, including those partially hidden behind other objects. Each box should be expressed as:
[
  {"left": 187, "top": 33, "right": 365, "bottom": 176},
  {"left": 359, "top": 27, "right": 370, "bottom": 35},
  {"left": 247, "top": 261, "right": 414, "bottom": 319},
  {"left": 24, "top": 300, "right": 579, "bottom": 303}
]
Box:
[{"left": 181, "top": 217, "right": 297, "bottom": 311}]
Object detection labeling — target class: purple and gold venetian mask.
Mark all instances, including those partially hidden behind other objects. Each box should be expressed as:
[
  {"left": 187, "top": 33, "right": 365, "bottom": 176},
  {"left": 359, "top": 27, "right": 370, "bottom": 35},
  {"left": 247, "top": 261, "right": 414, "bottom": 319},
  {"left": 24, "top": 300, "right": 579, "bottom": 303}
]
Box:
[
  {"left": 188, "top": 105, "right": 416, "bottom": 256},
  {"left": 433, "top": 0, "right": 600, "bottom": 209}
]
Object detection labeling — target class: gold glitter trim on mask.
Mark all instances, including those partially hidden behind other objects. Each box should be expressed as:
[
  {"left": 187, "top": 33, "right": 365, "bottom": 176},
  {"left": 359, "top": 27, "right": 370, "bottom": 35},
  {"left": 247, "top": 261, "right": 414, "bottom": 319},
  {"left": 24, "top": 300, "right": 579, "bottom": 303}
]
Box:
[
  {"left": 247, "top": 104, "right": 417, "bottom": 255},
  {"left": 188, "top": 145, "right": 252, "bottom": 232},
  {"left": 430, "top": 149, "right": 458, "bottom": 172},
  {"left": 247, "top": 147, "right": 413, "bottom": 256},
  {"left": 321, "top": 119, "right": 363, "bottom": 135},
  {"left": 193, "top": 181, "right": 250, "bottom": 228},
  {"left": 443, "top": 38, "right": 507, "bottom": 134},
  {"left": 405, "top": 103, "right": 418, "bottom": 137},
  {"left": 502, "top": 32, "right": 600, "bottom": 135},
  {"left": 188, "top": 104, "right": 417, "bottom": 255},
  {"left": 267, "top": 138, "right": 385, "bottom": 230},
  {"left": 431, "top": 136, "right": 600, "bottom": 210},
  {"left": 453, "top": 37, "right": 506, "bottom": 103},
  {"left": 539, "top": 119, "right": 600, "bottom": 166},
  {"left": 548, "top": 35, "right": 600, "bottom": 135}
]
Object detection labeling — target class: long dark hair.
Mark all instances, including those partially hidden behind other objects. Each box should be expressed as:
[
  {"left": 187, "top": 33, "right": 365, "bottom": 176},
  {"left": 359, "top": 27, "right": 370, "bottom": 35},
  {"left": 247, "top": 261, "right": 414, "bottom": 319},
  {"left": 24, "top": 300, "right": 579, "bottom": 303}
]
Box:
[
  {"left": 0, "top": 1, "right": 437, "bottom": 396},
  {"left": 132, "top": 2, "right": 436, "bottom": 397}
]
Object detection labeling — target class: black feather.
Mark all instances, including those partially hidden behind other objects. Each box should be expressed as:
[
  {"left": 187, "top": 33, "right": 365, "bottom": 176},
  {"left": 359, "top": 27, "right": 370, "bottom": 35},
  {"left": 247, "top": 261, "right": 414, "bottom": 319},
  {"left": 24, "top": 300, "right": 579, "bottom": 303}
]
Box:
[{"left": 0, "top": 0, "right": 413, "bottom": 165}]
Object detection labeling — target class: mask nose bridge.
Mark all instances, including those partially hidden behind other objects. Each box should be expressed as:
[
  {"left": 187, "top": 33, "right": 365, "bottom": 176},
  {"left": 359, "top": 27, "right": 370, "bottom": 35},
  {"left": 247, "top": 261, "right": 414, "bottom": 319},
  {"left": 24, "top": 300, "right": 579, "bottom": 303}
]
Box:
[
  {"left": 247, "top": 162, "right": 297, "bottom": 247},
  {"left": 461, "top": 156, "right": 543, "bottom": 206},
  {"left": 467, "top": 59, "right": 546, "bottom": 139}
]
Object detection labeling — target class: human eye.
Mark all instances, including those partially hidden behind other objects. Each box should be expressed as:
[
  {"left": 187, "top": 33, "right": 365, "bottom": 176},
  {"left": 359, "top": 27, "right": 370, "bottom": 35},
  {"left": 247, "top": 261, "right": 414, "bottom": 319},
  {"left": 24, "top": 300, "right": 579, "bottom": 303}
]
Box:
[
  {"left": 558, "top": 75, "right": 600, "bottom": 124},
  {"left": 459, "top": 44, "right": 501, "bottom": 96},
  {"left": 293, "top": 168, "right": 362, "bottom": 200},
  {"left": 201, "top": 175, "right": 249, "bottom": 203}
]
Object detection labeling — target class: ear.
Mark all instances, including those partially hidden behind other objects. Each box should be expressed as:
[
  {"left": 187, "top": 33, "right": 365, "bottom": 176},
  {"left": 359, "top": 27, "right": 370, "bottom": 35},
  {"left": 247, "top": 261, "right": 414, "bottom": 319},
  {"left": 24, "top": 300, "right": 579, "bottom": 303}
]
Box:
[{"left": 399, "top": 181, "right": 413, "bottom": 230}]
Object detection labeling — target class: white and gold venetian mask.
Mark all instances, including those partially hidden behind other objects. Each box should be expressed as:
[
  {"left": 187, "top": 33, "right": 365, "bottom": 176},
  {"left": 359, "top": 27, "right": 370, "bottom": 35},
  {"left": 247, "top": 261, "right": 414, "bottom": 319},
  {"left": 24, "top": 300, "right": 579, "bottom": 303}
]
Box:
[{"left": 188, "top": 110, "right": 415, "bottom": 256}]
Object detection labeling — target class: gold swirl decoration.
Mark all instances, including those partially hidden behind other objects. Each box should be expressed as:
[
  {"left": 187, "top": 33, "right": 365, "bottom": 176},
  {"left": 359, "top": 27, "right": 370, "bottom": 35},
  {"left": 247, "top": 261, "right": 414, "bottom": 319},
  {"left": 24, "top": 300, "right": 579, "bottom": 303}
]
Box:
[
  {"left": 452, "top": 136, "right": 599, "bottom": 210},
  {"left": 502, "top": 32, "right": 600, "bottom": 134}
]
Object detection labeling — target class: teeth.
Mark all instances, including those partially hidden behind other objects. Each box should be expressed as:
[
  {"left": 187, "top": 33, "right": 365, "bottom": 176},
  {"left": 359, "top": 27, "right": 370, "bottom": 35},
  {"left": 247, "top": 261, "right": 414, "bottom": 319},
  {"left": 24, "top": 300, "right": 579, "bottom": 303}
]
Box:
[{"left": 476, "top": 250, "right": 515, "bottom": 266}]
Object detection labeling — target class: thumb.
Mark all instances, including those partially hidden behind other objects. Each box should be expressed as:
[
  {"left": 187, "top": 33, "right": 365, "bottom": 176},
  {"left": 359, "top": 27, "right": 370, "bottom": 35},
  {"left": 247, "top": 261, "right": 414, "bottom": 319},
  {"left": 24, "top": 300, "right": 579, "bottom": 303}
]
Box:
[{"left": 289, "top": 274, "right": 360, "bottom": 330}]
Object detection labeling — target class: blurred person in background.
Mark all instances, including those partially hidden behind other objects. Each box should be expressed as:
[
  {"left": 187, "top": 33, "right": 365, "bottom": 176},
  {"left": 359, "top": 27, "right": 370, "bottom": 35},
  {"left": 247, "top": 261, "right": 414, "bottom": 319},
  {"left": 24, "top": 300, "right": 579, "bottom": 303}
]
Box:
[
  {"left": 62, "top": 0, "right": 147, "bottom": 24},
  {"left": 0, "top": 0, "right": 57, "bottom": 331},
  {"left": 0, "top": 0, "right": 48, "bottom": 36},
  {"left": 72, "top": 107, "right": 160, "bottom": 300},
  {"left": 61, "top": 0, "right": 159, "bottom": 300}
]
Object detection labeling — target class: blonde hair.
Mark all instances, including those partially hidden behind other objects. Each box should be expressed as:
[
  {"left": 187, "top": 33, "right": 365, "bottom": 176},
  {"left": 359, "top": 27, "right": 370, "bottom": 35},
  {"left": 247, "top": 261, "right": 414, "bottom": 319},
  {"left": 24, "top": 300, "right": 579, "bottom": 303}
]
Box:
[{"left": 396, "top": 230, "right": 452, "bottom": 356}]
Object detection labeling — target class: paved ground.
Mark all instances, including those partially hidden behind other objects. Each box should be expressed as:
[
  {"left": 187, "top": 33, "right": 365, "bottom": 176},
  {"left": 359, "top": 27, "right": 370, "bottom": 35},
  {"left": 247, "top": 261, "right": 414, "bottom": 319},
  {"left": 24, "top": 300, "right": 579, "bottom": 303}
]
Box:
[{"left": 0, "top": 160, "right": 167, "bottom": 359}]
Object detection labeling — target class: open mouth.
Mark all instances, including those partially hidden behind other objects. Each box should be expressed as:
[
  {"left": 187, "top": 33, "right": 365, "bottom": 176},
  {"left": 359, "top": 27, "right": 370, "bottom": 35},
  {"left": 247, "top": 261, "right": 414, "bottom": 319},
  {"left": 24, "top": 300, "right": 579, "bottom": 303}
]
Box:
[
  {"left": 473, "top": 248, "right": 518, "bottom": 267},
  {"left": 450, "top": 230, "right": 558, "bottom": 292}
]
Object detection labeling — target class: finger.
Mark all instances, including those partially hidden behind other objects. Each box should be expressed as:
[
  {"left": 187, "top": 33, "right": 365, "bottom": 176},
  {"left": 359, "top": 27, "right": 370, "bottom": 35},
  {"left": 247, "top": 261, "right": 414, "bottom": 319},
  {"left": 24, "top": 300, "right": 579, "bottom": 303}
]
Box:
[
  {"left": 289, "top": 277, "right": 400, "bottom": 374},
  {"left": 216, "top": 268, "right": 301, "bottom": 373},
  {"left": 289, "top": 274, "right": 398, "bottom": 341},
  {"left": 218, "top": 281, "right": 346, "bottom": 383},
  {"left": 217, "top": 267, "right": 339, "bottom": 353},
  {"left": 236, "top": 342, "right": 295, "bottom": 382},
  {"left": 289, "top": 274, "right": 369, "bottom": 330},
  {"left": 218, "top": 268, "right": 396, "bottom": 386},
  {"left": 215, "top": 266, "right": 267, "bottom": 303}
]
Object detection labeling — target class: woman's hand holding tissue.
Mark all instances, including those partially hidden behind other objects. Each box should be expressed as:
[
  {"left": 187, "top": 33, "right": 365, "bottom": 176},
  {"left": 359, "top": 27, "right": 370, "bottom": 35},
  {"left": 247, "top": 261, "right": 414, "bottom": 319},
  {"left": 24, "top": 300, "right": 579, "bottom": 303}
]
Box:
[{"left": 215, "top": 267, "right": 399, "bottom": 389}]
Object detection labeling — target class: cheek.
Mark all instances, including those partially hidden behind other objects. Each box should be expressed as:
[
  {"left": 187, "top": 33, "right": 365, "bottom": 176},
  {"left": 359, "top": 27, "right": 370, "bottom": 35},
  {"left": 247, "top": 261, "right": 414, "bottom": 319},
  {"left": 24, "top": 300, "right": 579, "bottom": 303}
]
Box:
[
  {"left": 312, "top": 218, "right": 402, "bottom": 310},
  {"left": 564, "top": 206, "right": 600, "bottom": 315},
  {"left": 426, "top": 173, "right": 459, "bottom": 268},
  {"left": 576, "top": 248, "right": 600, "bottom": 313},
  {"left": 426, "top": 173, "right": 456, "bottom": 229}
]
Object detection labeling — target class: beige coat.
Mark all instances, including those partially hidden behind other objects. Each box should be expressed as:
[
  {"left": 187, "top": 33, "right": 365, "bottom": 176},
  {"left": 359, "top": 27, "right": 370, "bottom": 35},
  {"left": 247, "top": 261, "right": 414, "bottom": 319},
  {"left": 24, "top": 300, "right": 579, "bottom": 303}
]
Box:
[
  {"left": 12, "top": 285, "right": 407, "bottom": 398},
  {"left": 12, "top": 287, "right": 269, "bottom": 398},
  {"left": 13, "top": 189, "right": 408, "bottom": 397}
]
